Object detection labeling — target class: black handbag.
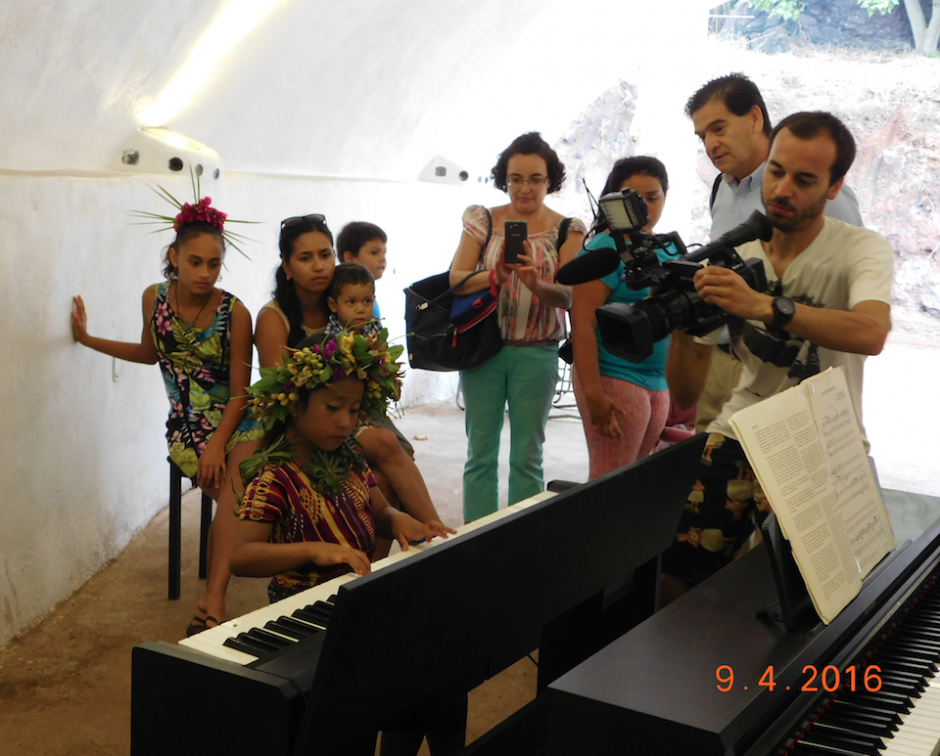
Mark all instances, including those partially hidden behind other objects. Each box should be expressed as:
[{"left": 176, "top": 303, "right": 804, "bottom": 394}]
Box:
[
  {"left": 404, "top": 209, "right": 500, "bottom": 372},
  {"left": 403, "top": 270, "right": 502, "bottom": 371}
]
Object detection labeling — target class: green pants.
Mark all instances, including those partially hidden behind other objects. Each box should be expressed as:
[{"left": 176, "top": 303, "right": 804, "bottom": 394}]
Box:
[{"left": 460, "top": 345, "right": 559, "bottom": 522}]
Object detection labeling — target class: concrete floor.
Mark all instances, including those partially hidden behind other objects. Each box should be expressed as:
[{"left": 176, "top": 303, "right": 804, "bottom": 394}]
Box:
[{"left": 1, "top": 337, "right": 938, "bottom": 755}]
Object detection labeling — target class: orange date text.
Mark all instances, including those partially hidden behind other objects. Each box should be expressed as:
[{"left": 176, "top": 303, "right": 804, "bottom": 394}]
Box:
[{"left": 715, "top": 664, "right": 882, "bottom": 693}]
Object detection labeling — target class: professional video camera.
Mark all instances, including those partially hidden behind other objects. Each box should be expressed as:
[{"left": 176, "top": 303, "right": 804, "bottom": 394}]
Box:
[{"left": 556, "top": 189, "right": 773, "bottom": 363}]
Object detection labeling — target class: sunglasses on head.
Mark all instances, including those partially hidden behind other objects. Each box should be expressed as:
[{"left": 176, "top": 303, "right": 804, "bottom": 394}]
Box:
[{"left": 280, "top": 213, "right": 327, "bottom": 230}]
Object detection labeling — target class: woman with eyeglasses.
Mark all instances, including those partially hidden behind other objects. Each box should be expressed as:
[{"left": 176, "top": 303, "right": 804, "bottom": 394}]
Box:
[
  {"left": 449, "top": 132, "right": 586, "bottom": 523},
  {"left": 254, "top": 215, "right": 447, "bottom": 549}
]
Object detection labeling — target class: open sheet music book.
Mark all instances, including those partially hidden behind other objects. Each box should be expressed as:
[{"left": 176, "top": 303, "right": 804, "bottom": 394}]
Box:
[{"left": 728, "top": 367, "right": 896, "bottom": 624}]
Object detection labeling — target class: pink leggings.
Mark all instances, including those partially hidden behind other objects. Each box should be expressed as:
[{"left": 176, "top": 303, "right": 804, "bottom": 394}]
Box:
[{"left": 572, "top": 365, "right": 671, "bottom": 481}]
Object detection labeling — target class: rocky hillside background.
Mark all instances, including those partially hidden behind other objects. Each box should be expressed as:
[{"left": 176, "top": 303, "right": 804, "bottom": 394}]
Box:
[
  {"left": 712, "top": 0, "right": 923, "bottom": 53},
  {"left": 553, "top": 10, "right": 940, "bottom": 345}
]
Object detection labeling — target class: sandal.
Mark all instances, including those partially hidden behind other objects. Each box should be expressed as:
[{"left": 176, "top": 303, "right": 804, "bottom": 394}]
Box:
[{"left": 185, "top": 615, "right": 220, "bottom": 637}]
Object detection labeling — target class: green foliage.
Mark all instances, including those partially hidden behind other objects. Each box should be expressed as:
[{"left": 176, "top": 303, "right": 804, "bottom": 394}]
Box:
[
  {"left": 742, "top": 0, "right": 901, "bottom": 21},
  {"left": 858, "top": 0, "right": 900, "bottom": 17},
  {"left": 741, "top": 0, "right": 806, "bottom": 21}
]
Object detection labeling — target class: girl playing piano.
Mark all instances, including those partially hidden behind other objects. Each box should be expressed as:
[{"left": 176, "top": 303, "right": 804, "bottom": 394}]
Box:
[
  {"left": 230, "top": 330, "right": 465, "bottom": 755},
  {"left": 230, "top": 329, "right": 451, "bottom": 601}
]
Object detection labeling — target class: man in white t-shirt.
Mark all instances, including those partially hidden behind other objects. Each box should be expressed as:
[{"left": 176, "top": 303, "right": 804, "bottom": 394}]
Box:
[
  {"left": 687, "top": 73, "right": 864, "bottom": 433},
  {"left": 660, "top": 111, "right": 893, "bottom": 600}
]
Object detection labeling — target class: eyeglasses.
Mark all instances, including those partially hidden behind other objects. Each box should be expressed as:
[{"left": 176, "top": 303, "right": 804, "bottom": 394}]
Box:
[
  {"left": 507, "top": 176, "right": 548, "bottom": 187},
  {"left": 280, "top": 213, "right": 327, "bottom": 230}
]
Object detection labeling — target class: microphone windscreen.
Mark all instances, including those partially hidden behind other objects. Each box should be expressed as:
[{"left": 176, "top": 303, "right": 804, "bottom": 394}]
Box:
[{"left": 556, "top": 248, "right": 621, "bottom": 285}]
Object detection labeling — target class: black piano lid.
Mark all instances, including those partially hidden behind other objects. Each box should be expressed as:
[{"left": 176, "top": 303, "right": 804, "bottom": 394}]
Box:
[{"left": 545, "top": 490, "right": 940, "bottom": 756}]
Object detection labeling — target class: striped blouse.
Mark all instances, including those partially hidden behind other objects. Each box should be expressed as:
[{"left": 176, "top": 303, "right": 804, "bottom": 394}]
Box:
[{"left": 462, "top": 205, "right": 586, "bottom": 343}]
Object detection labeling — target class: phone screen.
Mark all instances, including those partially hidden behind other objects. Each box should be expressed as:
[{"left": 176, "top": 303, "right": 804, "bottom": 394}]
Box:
[{"left": 505, "top": 221, "right": 527, "bottom": 265}]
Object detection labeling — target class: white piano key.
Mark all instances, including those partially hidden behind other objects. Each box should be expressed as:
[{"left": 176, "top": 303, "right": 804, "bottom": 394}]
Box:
[{"left": 880, "top": 679, "right": 940, "bottom": 756}]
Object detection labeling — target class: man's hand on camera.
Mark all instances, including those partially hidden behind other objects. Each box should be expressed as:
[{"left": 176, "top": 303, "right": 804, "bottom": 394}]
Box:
[{"left": 693, "top": 266, "right": 773, "bottom": 322}]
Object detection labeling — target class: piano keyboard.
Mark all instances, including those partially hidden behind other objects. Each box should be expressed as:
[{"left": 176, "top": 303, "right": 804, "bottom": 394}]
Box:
[
  {"left": 179, "top": 490, "right": 557, "bottom": 666},
  {"left": 788, "top": 574, "right": 940, "bottom": 756}
]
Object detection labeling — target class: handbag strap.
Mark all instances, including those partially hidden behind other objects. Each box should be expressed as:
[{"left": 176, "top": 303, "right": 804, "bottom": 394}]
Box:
[
  {"left": 557, "top": 217, "right": 572, "bottom": 251},
  {"left": 429, "top": 209, "right": 494, "bottom": 306},
  {"left": 447, "top": 212, "right": 568, "bottom": 299}
]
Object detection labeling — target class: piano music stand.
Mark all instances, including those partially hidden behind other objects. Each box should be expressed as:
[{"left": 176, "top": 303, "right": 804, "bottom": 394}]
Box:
[
  {"left": 758, "top": 513, "right": 820, "bottom": 632},
  {"left": 757, "top": 455, "right": 880, "bottom": 633}
]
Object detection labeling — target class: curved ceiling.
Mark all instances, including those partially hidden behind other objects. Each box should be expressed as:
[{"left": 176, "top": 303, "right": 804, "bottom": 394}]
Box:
[{"left": 0, "top": 0, "right": 709, "bottom": 177}]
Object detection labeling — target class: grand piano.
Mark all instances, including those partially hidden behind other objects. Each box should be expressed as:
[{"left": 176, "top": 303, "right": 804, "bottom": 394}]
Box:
[
  {"left": 131, "top": 433, "right": 708, "bottom": 755},
  {"left": 546, "top": 488, "right": 940, "bottom": 756}
]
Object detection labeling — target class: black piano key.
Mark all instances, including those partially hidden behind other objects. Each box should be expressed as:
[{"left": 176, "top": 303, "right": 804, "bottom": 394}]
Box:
[
  {"left": 297, "top": 606, "right": 333, "bottom": 624},
  {"left": 800, "top": 728, "right": 883, "bottom": 756},
  {"left": 223, "top": 635, "right": 268, "bottom": 657},
  {"left": 809, "top": 722, "right": 885, "bottom": 750},
  {"left": 816, "top": 711, "right": 893, "bottom": 737},
  {"left": 824, "top": 706, "right": 899, "bottom": 734},
  {"left": 294, "top": 608, "right": 332, "bottom": 626},
  {"left": 246, "top": 627, "right": 294, "bottom": 648},
  {"left": 279, "top": 615, "right": 325, "bottom": 634},
  {"left": 830, "top": 698, "right": 902, "bottom": 726},
  {"left": 878, "top": 667, "right": 927, "bottom": 686},
  {"left": 265, "top": 619, "right": 314, "bottom": 641},
  {"left": 882, "top": 640, "right": 940, "bottom": 658},
  {"left": 899, "top": 627, "right": 940, "bottom": 643},
  {"left": 903, "top": 610, "right": 940, "bottom": 621},
  {"left": 868, "top": 654, "right": 936, "bottom": 675},
  {"left": 790, "top": 738, "right": 871, "bottom": 756},
  {"left": 875, "top": 678, "right": 924, "bottom": 697},
  {"left": 908, "top": 604, "right": 940, "bottom": 614},
  {"left": 885, "top": 633, "right": 940, "bottom": 648},
  {"left": 901, "top": 611, "right": 940, "bottom": 621},
  {"left": 291, "top": 609, "right": 329, "bottom": 629},
  {"left": 301, "top": 600, "right": 335, "bottom": 620},
  {"left": 837, "top": 691, "right": 913, "bottom": 714}
]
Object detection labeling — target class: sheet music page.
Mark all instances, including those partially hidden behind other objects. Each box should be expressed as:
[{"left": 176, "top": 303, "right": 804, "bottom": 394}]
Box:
[
  {"left": 801, "top": 368, "right": 896, "bottom": 577},
  {"left": 729, "top": 378, "right": 860, "bottom": 624}
]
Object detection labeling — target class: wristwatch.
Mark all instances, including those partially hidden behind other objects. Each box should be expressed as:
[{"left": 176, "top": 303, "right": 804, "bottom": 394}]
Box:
[{"left": 771, "top": 296, "right": 796, "bottom": 329}]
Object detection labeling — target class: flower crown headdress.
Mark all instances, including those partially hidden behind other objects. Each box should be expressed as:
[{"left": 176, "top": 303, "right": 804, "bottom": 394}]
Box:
[
  {"left": 130, "top": 168, "right": 255, "bottom": 257},
  {"left": 247, "top": 328, "right": 404, "bottom": 430},
  {"left": 239, "top": 329, "right": 404, "bottom": 493}
]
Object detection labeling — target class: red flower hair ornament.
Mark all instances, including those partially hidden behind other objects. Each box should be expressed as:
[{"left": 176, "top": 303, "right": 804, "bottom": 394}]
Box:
[{"left": 173, "top": 196, "right": 228, "bottom": 232}]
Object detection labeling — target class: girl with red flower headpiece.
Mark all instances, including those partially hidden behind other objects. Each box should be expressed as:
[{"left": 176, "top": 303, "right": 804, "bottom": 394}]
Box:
[{"left": 72, "top": 200, "right": 263, "bottom": 637}]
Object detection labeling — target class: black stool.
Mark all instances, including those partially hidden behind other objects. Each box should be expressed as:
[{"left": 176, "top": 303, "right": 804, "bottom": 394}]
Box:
[{"left": 168, "top": 460, "right": 213, "bottom": 600}]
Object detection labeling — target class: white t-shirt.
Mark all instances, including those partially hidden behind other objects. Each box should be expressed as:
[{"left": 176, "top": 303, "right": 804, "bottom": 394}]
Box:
[{"left": 705, "top": 218, "right": 894, "bottom": 447}]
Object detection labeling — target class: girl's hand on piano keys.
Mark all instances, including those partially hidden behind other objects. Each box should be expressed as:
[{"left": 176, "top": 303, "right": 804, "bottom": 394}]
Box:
[
  {"left": 308, "top": 543, "right": 372, "bottom": 576},
  {"left": 391, "top": 516, "right": 456, "bottom": 551}
]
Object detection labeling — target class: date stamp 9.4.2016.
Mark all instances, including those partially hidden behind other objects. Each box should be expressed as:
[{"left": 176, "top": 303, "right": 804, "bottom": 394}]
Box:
[{"left": 715, "top": 664, "right": 883, "bottom": 693}]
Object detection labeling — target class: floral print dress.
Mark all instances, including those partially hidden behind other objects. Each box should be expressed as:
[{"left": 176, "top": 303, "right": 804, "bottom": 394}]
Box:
[{"left": 151, "top": 282, "right": 263, "bottom": 478}]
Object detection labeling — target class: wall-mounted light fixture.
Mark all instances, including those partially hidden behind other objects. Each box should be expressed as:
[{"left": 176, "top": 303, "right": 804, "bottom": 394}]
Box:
[
  {"left": 418, "top": 155, "right": 472, "bottom": 186},
  {"left": 114, "top": 127, "right": 222, "bottom": 177}
]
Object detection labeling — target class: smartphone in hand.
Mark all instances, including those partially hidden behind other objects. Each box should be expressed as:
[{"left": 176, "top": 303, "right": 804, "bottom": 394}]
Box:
[{"left": 504, "top": 221, "right": 527, "bottom": 265}]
